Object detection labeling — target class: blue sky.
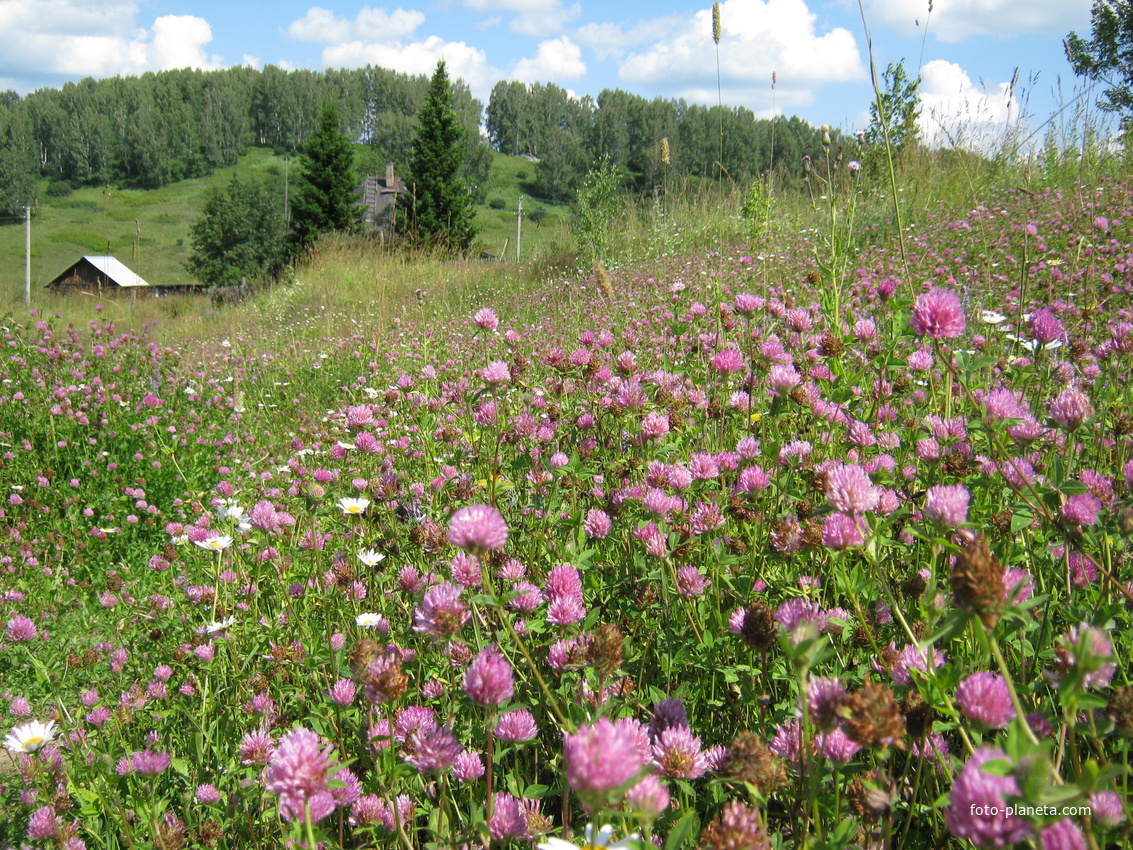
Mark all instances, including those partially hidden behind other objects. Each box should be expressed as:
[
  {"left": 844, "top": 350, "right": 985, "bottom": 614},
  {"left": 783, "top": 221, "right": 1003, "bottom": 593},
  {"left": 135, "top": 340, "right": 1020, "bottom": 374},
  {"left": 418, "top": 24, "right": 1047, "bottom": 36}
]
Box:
[{"left": 0, "top": 0, "right": 1104, "bottom": 148}]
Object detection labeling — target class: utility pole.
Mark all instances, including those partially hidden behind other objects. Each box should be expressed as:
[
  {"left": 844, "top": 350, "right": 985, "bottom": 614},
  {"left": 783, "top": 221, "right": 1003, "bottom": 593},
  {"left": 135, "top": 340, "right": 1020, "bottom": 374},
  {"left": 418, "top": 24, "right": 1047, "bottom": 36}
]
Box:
[
  {"left": 284, "top": 156, "right": 290, "bottom": 225},
  {"left": 24, "top": 206, "right": 31, "bottom": 308},
  {"left": 516, "top": 196, "right": 523, "bottom": 263}
]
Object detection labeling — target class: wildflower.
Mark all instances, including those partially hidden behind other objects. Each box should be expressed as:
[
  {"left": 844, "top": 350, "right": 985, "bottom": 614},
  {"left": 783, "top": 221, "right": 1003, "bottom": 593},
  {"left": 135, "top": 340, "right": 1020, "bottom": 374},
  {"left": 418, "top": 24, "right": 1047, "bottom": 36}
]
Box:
[
  {"left": 5, "top": 615, "right": 37, "bottom": 642},
  {"left": 413, "top": 582, "right": 470, "bottom": 638},
  {"left": 355, "top": 612, "right": 385, "bottom": 629},
  {"left": 338, "top": 497, "right": 370, "bottom": 515},
  {"left": 206, "top": 616, "right": 235, "bottom": 634},
  {"left": 263, "top": 727, "right": 337, "bottom": 823},
  {"left": 4, "top": 719, "right": 57, "bottom": 753},
  {"left": 474, "top": 307, "right": 499, "bottom": 331},
  {"left": 652, "top": 726, "right": 708, "bottom": 779},
  {"left": 452, "top": 749, "right": 485, "bottom": 781},
  {"left": 194, "top": 534, "right": 233, "bottom": 551},
  {"left": 1061, "top": 492, "right": 1101, "bottom": 527},
  {"left": 196, "top": 783, "right": 222, "bottom": 804},
  {"left": 944, "top": 748, "right": 1032, "bottom": 846},
  {"left": 238, "top": 727, "right": 275, "bottom": 764},
  {"left": 910, "top": 287, "right": 966, "bottom": 339},
  {"left": 825, "top": 463, "right": 879, "bottom": 513},
  {"left": 1049, "top": 386, "right": 1093, "bottom": 431},
  {"left": 357, "top": 548, "right": 385, "bottom": 567},
  {"left": 539, "top": 823, "right": 640, "bottom": 850},
  {"left": 329, "top": 679, "right": 356, "bottom": 706},
  {"left": 1090, "top": 790, "right": 1125, "bottom": 827},
  {"left": 463, "top": 644, "right": 514, "bottom": 706},
  {"left": 1050, "top": 624, "right": 1117, "bottom": 690},
  {"left": 924, "top": 484, "right": 970, "bottom": 529},
  {"left": 822, "top": 512, "right": 865, "bottom": 550},
  {"left": 27, "top": 806, "right": 59, "bottom": 840},
  {"left": 448, "top": 504, "right": 508, "bottom": 553},
  {"left": 563, "top": 717, "right": 645, "bottom": 797},
  {"left": 131, "top": 748, "right": 171, "bottom": 775},
  {"left": 404, "top": 721, "right": 462, "bottom": 773},
  {"left": 583, "top": 508, "right": 612, "bottom": 539},
  {"left": 489, "top": 792, "right": 529, "bottom": 841},
  {"left": 699, "top": 801, "right": 772, "bottom": 850},
  {"left": 843, "top": 679, "right": 905, "bottom": 750},
  {"left": 495, "top": 709, "right": 538, "bottom": 742},
  {"left": 951, "top": 534, "right": 1004, "bottom": 628},
  {"left": 956, "top": 672, "right": 1014, "bottom": 730}
]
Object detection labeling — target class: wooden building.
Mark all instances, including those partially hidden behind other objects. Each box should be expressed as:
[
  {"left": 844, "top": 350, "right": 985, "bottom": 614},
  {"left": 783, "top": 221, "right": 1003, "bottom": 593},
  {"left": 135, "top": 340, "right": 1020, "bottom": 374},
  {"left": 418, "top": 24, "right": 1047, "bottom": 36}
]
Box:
[
  {"left": 358, "top": 162, "right": 405, "bottom": 236},
  {"left": 46, "top": 256, "right": 151, "bottom": 297}
]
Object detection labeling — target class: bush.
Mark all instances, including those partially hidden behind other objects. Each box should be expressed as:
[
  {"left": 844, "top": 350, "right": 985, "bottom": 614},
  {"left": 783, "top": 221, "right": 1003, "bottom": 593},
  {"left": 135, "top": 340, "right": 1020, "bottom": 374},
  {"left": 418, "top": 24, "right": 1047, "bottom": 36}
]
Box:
[
  {"left": 489, "top": 197, "right": 507, "bottom": 210},
  {"left": 46, "top": 179, "right": 73, "bottom": 197}
]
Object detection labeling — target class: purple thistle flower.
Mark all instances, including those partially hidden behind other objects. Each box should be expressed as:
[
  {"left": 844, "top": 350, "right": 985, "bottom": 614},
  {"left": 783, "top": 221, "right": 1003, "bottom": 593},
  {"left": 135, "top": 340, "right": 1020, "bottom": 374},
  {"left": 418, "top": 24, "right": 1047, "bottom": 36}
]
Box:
[
  {"left": 924, "top": 484, "right": 970, "bottom": 529},
  {"left": 448, "top": 504, "right": 508, "bottom": 554},
  {"left": 911, "top": 287, "right": 966, "bottom": 339},
  {"left": 463, "top": 644, "right": 514, "bottom": 706},
  {"left": 405, "top": 721, "right": 462, "bottom": 774},
  {"left": 652, "top": 726, "right": 708, "bottom": 779},
  {"left": 956, "top": 672, "right": 1014, "bottom": 731},
  {"left": 494, "top": 709, "right": 538, "bottom": 742},
  {"left": 263, "top": 728, "right": 337, "bottom": 823},
  {"left": 413, "top": 582, "right": 470, "bottom": 638},
  {"left": 944, "top": 748, "right": 1032, "bottom": 846},
  {"left": 563, "top": 717, "right": 645, "bottom": 796}
]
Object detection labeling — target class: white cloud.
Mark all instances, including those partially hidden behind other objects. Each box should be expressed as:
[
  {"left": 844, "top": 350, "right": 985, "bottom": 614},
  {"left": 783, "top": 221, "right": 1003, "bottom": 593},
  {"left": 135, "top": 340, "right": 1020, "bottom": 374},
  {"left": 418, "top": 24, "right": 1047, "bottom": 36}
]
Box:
[
  {"left": 0, "top": 2, "right": 221, "bottom": 81},
  {"left": 463, "top": 0, "right": 580, "bottom": 37},
  {"left": 321, "top": 35, "right": 500, "bottom": 101},
  {"left": 616, "top": 0, "right": 864, "bottom": 110},
  {"left": 574, "top": 16, "right": 686, "bottom": 62},
  {"left": 917, "top": 59, "right": 1022, "bottom": 150},
  {"left": 286, "top": 6, "right": 426, "bottom": 44},
  {"left": 512, "top": 37, "right": 586, "bottom": 82},
  {"left": 863, "top": 0, "right": 1091, "bottom": 43}
]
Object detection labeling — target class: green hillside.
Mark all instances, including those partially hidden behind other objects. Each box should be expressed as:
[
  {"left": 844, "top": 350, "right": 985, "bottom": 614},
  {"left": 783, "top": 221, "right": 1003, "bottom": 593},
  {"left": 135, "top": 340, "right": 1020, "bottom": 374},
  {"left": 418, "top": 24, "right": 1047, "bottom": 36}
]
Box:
[{"left": 0, "top": 148, "right": 570, "bottom": 297}]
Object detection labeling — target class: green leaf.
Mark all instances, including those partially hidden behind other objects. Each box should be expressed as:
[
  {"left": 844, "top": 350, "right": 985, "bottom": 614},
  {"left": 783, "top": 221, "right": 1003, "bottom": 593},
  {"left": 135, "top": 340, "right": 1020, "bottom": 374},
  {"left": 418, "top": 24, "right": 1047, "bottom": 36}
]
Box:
[{"left": 663, "top": 811, "right": 700, "bottom": 850}]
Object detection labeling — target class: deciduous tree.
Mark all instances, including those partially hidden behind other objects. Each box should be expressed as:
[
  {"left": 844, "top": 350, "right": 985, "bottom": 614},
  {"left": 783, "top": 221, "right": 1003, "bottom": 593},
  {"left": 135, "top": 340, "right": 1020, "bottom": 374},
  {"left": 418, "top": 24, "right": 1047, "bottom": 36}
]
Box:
[
  {"left": 1066, "top": 0, "right": 1133, "bottom": 127},
  {"left": 187, "top": 176, "right": 288, "bottom": 288}
]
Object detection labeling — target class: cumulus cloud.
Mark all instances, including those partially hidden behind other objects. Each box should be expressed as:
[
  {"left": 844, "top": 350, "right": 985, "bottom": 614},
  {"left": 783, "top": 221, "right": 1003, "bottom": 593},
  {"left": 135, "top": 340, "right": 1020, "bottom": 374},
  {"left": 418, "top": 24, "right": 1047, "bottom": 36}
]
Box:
[
  {"left": 320, "top": 35, "right": 501, "bottom": 100},
  {"left": 863, "top": 0, "right": 1091, "bottom": 43},
  {"left": 463, "top": 0, "right": 581, "bottom": 37},
  {"left": 574, "top": 16, "right": 686, "bottom": 62},
  {"left": 512, "top": 37, "right": 586, "bottom": 82},
  {"left": 917, "top": 59, "right": 1022, "bottom": 150},
  {"left": 616, "top": 0, "right": 864, "bottom": 109},
  {"left": 286, "top": 6, "right": 426, "bottom": 44},
  {"left": 0, "top": 1, "right": 221, "bottom": 83}
]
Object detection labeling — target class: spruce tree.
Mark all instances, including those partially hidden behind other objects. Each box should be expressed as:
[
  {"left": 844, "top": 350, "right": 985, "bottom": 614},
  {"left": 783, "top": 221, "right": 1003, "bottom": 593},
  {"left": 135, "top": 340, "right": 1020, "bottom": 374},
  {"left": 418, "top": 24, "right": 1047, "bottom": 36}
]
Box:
[
  {"left": 399, "top": 61, "right": 477, "bottom": 251},
  {"left": 290, "top": 102, "right": 360, "bottom": 248}
]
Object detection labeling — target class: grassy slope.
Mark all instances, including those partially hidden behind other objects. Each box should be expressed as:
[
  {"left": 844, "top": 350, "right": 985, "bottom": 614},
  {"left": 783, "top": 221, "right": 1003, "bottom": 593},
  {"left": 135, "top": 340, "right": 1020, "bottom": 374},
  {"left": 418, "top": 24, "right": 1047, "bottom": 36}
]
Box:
[{"left": 0, "top": 149, "right": 570, "bottom": 300}]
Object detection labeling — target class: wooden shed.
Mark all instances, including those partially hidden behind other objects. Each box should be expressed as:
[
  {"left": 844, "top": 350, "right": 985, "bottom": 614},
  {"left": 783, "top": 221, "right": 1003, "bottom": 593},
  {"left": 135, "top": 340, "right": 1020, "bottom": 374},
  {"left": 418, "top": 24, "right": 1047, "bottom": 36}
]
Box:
[
  {"left": 46, "top": 256, "right": 151, "bottom": 297},
  {"left": 358, "top": 162, "right": 405, "bottom": 236}
]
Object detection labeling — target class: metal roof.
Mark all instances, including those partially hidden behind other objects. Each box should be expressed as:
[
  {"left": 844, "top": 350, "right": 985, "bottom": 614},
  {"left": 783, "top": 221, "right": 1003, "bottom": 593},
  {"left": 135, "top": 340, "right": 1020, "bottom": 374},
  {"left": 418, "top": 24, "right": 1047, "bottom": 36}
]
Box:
[{"left": 81, "top": 255, "right": 150, "bottom": 288}]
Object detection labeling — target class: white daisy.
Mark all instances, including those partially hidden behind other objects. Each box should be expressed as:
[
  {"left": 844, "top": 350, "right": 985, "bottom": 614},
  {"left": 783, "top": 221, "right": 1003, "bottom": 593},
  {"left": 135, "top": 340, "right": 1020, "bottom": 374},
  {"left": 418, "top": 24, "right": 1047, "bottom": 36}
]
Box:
[
  {"left": 338, "top": 497, "right": 371, "bottom": 516},
  {"left": 194, "top": 534, "right": 233, "bottom": 551},
  {"left": 538, "top": 824, "right": 640, "bottom": 850},
  {"left": 357, "top": 548, "right": 386, "bottom": 567},
  {"left": 206, "top": 616, "right": 236, "bottom": 634},
  {"left": 4, "top": 719, "right": 57, "bottom": 753},
  {"left": 355, "top": 613, "right": 384, "bottom": 628},
  {"left": 980, "top": 310, "right": 1008, "bottom": 325}
]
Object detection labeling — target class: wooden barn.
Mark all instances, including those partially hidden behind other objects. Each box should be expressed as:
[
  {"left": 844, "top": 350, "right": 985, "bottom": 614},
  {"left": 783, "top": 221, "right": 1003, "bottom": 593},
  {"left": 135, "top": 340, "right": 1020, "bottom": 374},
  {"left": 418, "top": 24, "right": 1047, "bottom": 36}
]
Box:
[
  {"left": 46, "top": 255, "right": 151, "bottom": 297},
  {"left": 358, "top": 162, "right": 405, "bottom": 236}
]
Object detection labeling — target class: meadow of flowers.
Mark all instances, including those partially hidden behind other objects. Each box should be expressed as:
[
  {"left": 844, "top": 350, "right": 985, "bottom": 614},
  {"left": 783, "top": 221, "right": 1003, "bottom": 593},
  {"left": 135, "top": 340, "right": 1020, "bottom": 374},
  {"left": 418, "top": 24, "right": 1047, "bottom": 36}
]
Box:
[{"left": 2, "top": 176, "right": 1133, "bottom": 850}]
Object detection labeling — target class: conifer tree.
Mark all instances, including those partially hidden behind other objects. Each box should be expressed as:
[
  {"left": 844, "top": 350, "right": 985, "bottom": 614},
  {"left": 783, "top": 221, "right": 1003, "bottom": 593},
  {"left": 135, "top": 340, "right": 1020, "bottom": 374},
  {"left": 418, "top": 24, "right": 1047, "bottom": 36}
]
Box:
[
  {"left": 290, "top": 102, "right": 360, "bottom": 248},
  {"left": 399, "top": 61, "right": 476, "bottom": 251}
]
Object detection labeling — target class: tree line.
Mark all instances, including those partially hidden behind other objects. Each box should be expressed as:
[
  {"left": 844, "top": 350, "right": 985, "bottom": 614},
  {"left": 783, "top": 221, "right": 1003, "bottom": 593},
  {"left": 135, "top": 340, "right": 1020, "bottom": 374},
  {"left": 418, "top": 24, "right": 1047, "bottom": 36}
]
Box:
[
  {"left": 486, "top": 80, "right": 848, "bottom": 201},
  {"left": 0, "top": 64, "right": 491, "bottom": 217}
]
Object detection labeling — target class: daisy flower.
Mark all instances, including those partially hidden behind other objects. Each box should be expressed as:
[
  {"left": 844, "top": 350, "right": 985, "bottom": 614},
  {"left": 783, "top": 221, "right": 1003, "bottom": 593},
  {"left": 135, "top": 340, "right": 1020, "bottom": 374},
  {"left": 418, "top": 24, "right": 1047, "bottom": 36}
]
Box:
[
  {"left": 194, "top": 534, "right": 233, "bottom": 551},
  {"left": 338, "top": 497, "right": 371, "bottom": 516},
  {"left": 355, "top": 613, "right": 384, "bottom": 628},
  {"left": 206, "top": 616, "right": 236, "bottom": 634},
  {"left": 357, "top": 548, "right": 386, "bottom": 567},
  {"left": 538, "top": 823, "right": 640, "bottom": 850},
  {"left": 4, "top": 719, "right": 57, "bottom": 753}
]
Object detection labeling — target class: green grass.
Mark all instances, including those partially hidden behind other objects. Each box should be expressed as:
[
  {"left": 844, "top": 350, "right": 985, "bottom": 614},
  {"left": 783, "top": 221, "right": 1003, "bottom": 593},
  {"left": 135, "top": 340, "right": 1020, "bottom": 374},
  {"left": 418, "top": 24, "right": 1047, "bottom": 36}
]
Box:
[{"left": 0, "top": 148, "right": 572, "bottom": 299}]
